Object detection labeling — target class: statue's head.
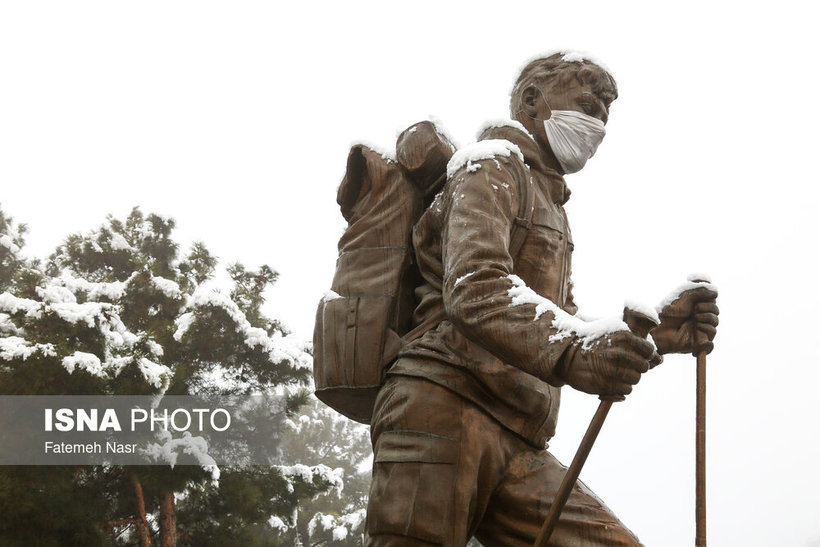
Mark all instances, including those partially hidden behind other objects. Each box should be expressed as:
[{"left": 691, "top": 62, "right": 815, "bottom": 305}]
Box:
[{"left": 511, "top": 52, "right": 618, "bottom": 174}]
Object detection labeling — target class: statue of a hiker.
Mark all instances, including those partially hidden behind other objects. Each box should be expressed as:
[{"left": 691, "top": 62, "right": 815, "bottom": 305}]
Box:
[{"left": 314, "top": 51, "right": 719, "bottom": 546}]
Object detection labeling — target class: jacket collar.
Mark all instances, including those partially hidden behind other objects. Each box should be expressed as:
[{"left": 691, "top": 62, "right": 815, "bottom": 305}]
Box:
[{"left": 476, "top": 122, "right": 571, "bottom": 205}]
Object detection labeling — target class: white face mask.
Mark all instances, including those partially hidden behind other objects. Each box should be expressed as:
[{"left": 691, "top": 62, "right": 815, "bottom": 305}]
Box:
[{"left": 543, "top": 109, "right": 606, "bottom": 174}]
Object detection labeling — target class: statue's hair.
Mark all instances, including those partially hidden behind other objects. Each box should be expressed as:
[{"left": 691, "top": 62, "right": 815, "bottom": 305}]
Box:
[{"left": 510, "top": 52, "right": 618, "bottom": 116}]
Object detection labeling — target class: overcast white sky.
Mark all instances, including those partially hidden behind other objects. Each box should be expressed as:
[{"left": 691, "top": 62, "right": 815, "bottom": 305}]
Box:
[{"left": 2, "top": 1, "right": 819, "bottom": 545}]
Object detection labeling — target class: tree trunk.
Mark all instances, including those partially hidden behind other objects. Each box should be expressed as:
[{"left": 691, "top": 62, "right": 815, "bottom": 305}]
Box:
[
  {"left": 129, "top": 472, "right": 151, "bottom": 547},
  {"left": 159, "top": 490, "right": 177, "bottom": 547}
]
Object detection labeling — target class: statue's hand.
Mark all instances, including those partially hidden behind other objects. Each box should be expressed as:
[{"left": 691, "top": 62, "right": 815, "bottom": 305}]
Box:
[
  {"left": 559, "top": 331, "right": 660, "bottom": 397},
  {"left": 652, "top": 285, "right": 719, "bottom": 356}
]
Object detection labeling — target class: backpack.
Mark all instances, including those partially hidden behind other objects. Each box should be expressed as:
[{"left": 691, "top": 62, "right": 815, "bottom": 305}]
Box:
[{"left": 313, "top": 121, "right": 533, "bottom": 424}]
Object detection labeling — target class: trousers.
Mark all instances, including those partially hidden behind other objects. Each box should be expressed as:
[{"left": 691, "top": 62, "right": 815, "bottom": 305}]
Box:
[{"left": 365, "top": 375, "right": 641, "bottom": 547}]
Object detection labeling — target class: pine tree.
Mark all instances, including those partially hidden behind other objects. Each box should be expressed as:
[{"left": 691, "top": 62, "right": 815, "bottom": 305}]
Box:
[
  {"left": 0, "top": 206, "right": 343, "bottom": 546},
  {"left": 274, "top": 397, "right": 371, "bottom": 546}
]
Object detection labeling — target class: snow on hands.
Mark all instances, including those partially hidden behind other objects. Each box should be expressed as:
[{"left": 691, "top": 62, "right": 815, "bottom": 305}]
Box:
[{"left": 656, "top": 274, "right": 717, "bottom": 313}]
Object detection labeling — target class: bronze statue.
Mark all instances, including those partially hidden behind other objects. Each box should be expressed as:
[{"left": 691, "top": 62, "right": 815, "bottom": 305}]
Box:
[{"left": 317, "top": 51, "right": 719, "bottom": 546}]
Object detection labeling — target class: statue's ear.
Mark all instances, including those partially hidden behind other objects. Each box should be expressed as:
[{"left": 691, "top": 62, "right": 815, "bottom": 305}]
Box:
[{"left": 521, "top": 85, "right": 539, "bottom": 118}]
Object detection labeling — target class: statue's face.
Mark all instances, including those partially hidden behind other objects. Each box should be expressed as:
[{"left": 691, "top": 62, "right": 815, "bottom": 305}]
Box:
[
  {"left": 524, "top": 76, "right": 612, "bottom": 171},
  {"left": 539, "top": 77, "right": 611, "bottom": 125}
]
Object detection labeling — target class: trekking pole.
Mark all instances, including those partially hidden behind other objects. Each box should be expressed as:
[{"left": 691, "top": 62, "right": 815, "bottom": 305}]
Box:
[
  {"left": 695, "top": 348, "right": 707, "bottom": 547},
  {"left": 687, "top": 275, "right": 710, "bottom": 547},
  {"left": 534, "top": 307, "right": 658, "bottom": 547}
]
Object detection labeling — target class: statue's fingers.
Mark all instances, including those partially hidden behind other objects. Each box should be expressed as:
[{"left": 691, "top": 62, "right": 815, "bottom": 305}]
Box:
[
  {"left": 696, "top": 323, "right": 717, "bottom": 340},
  {"left": 695, "top": 301, "right": 719, "bottom": 315},
  {"left": 694, "top": 338, "right": 715, "bottom": 355},
  {"left": 694, "top": 312, "right": 719, "bottom": 327}
]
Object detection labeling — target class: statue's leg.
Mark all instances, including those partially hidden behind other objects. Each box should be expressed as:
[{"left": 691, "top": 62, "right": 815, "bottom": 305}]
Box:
[
  {"left": 474, "top": 448, "right": 642, "bottom": 547},
  {"left": 364, "top": 374, "right": 510, "bottom": 547}
]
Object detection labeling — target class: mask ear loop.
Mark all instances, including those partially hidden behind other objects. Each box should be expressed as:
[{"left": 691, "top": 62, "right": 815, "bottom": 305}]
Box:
[{"left": 515, "top": 86, "right": 553, "bottom": 122}]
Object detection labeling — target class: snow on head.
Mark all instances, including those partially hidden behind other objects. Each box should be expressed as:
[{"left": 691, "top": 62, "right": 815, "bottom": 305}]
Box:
[
  {"left": 506, "top": 274, "right": 628, "bottom": 348},
  {"left": 514, "top": 50, "right": 614, "bottom": 89},
  {"left": 447, "top": 139, "right": 524, "bottom": 179},
  {"left": 559, "top": 50, "right": 613, "bottom": 75}
]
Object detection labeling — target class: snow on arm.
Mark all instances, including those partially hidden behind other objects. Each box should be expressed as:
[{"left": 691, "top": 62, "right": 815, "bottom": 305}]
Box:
[
  {"left": 454, "top": 271, "right": 475, "bottom": 287},
  {"left": 507, "top": 275, "right": 629, "bottom": 348}
]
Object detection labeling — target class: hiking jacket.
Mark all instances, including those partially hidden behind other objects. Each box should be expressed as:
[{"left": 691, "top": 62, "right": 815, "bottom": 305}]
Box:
[{"left": 390, "top": 123, "right": 578, "bottom": 448}]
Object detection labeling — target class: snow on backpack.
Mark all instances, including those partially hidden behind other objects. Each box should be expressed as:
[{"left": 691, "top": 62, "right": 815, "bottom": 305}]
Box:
[
  {"left": 313, "top": 121, "right": 534, "bottom": 423},
  {"left": 312, "top": 121, "right": 454, "bottom": 423}
]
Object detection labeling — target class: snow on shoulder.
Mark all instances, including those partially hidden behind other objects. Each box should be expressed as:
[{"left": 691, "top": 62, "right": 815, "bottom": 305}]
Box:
[
  {"left": 476, "top": 119, "right": 533, "bottom": 140},
  {"left": 447, "top": 139, "right": 524, "bottom": 179}
]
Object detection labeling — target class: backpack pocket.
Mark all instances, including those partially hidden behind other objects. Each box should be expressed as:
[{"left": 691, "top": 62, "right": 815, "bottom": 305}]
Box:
[{"left": 313, "top": 293, "right": 396, "bottom": 424}]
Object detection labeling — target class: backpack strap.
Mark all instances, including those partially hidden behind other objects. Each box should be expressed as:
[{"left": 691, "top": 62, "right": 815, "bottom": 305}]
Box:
[
  {"left": 401, "top": 165, "right": 535, "bottom": 350},
  {"left": 509, "top": 171, "right": 534, "bottom": 259}
]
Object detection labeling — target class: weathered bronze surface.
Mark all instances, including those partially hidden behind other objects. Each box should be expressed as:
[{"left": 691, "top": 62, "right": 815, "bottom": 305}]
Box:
[{"left": 332, "top": 52, "right": 720, "bottom": 546}]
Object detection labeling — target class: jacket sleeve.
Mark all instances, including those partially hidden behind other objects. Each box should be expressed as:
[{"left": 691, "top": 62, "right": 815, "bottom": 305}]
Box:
[{"left": 440, "top": 155, "right": 577, "bottom": 385}]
